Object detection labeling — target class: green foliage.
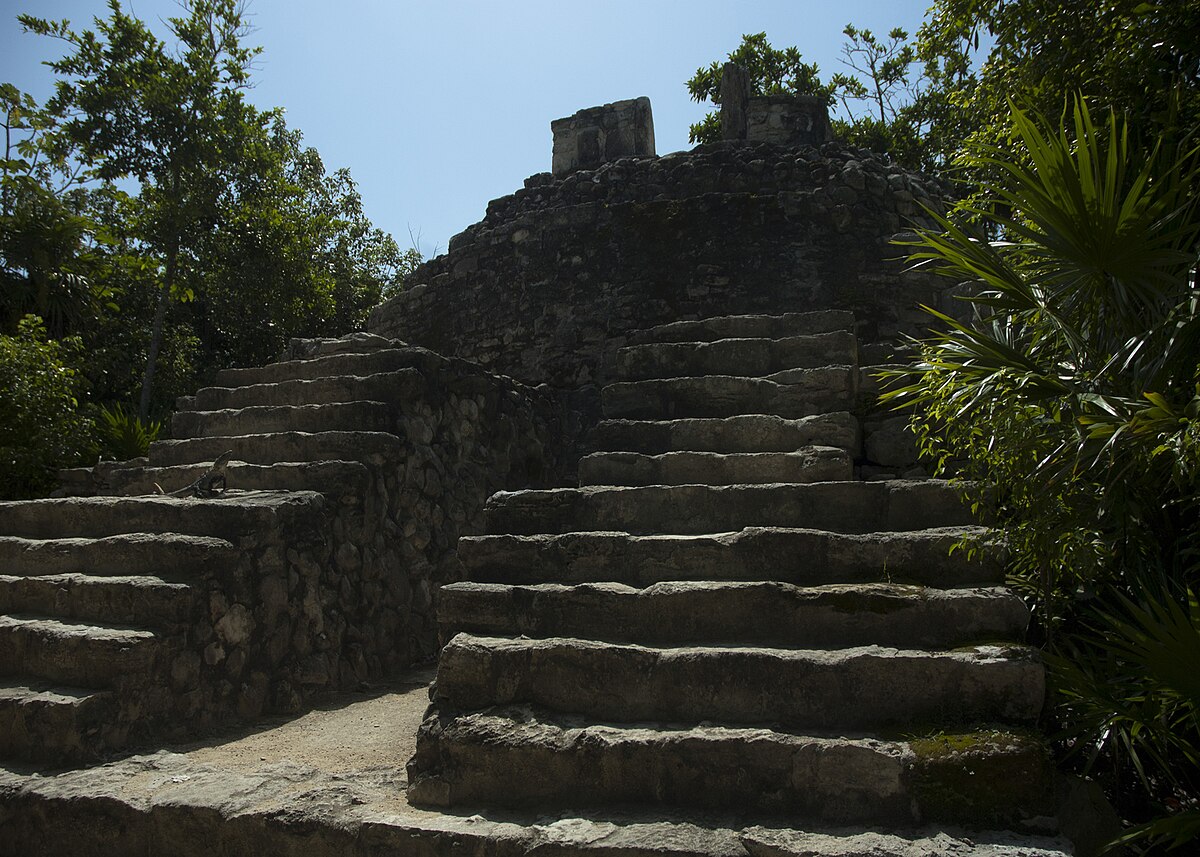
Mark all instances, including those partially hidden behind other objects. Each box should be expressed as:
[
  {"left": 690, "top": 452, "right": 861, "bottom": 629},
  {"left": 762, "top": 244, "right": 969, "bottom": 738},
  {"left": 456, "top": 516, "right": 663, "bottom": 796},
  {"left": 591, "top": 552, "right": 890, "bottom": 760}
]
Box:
[
  {"left": 0, "top": 315, "right": 94, "bottom": 499},
  {"left": 1052, "top": 576, "right": 1200, "bottom": 851},
  {"left": 885, "top": 101, "right": 1200, "bottom": 847},
  {"left": 8, "top": 0, "right": 405, "bottom": 425},
  {"left": 831, "top": 25, "right": 917, "bottom": 125},
  {"left": 685, "top": 33, "right": 837, "bottom": 144},
  {"left": 95, "top": 402, "right": 160, "bottom": 461},
  {"left": 1, "top": 83, "right": 116, "bottom": 339},
  {"left": 21, "top": 0, "right": 263, "bottom": 420},
  {"left": 911, "top": 0, "right": 1200, "bottom": 170}
]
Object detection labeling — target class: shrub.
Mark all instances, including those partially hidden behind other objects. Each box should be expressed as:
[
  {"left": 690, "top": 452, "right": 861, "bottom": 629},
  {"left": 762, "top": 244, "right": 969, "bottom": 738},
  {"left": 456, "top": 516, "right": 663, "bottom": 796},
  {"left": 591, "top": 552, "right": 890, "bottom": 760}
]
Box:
[
  {"left": 886, "top": 100, "right": 1200, "bottom": 848},
  {"left": 0, "top": 314, "right": 95, "bottom": 498}
]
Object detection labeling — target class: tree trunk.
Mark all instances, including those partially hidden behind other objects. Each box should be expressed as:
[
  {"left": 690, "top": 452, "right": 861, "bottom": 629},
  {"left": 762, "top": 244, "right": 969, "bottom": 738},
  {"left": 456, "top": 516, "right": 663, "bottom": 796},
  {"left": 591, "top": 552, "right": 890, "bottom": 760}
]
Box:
[{"left": 138, "top": 240, "right": 177, "bottom": 423}]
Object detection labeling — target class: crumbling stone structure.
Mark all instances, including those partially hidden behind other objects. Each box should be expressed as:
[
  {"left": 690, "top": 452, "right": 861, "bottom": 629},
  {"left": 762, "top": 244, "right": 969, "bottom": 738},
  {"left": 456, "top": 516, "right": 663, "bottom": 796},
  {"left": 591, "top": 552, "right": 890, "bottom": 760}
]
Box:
[
  {"left": 369, "top": 124, "right": 952, "bottom": 473},
  {"left": 720, "top": 62, "right": 835, "bottom": 146},
  {"left": 550, "top": 96, "right": 655, "bottom": 176}
]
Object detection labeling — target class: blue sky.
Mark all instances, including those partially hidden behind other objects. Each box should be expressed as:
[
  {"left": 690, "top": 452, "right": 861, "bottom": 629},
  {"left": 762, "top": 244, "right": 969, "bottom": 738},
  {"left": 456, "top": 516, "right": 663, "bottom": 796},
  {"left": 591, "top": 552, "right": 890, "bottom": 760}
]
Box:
[{"left": 1, "top": 0, "right": 934, "bottom": 258}]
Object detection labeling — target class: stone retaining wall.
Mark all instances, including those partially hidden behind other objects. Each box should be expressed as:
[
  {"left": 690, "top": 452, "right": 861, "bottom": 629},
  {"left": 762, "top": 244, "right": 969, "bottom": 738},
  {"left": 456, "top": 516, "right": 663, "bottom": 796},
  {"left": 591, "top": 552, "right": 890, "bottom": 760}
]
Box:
[{"left": 202, "top": 353, "right": 565, "bottom": 724}]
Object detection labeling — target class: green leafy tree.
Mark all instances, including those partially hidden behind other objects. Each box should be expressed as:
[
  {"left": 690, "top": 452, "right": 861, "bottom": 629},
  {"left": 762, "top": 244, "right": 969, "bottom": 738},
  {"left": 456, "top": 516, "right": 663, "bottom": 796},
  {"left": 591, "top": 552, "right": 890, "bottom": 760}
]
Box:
[
  {"left": 911, "top": 0, "right": 1200, "bottom": 168},
  {"left": 1, "top": 84, "right": 113, "bottom": 338},
  {"left": 22, "top": 0, "right": 260, "bottom": 421},
  {"left": 190, "top": 114, "right": 409, "bottom": 372},
  {"left": 18, "top": 1, "right": 408, "bottom": 421},
  {"left": 829, "top": 25, "right": 925, "bottom": 167},
  {"left": 686, "top": 32, "right": 836, "bottom": 144},
  {"left": 885, "top": 101, "right": 1200, "bottom": 847},
  {"left": 0, "top": 315, "right": 94, "bottom": 498}
]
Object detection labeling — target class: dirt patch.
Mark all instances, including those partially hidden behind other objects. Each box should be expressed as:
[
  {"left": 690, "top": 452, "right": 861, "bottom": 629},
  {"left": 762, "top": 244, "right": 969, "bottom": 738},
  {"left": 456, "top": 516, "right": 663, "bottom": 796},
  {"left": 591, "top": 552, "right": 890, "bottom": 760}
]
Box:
[{"left": 179, "top": 668, "right": 434, "bottom": 777}]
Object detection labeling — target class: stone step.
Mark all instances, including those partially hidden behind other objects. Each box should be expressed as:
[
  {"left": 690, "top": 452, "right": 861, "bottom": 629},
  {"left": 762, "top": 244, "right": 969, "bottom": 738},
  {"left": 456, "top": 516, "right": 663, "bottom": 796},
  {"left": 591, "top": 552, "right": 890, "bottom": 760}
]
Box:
[
  {"left": 484, "top": 481, "right": 972, "bottom": 536},
  {"left": 282, "top": 330, "right": 404, "bottom": 360},
  {"left": 435, "top": 635, "right": 1044, "bottom": 729},
  {"left": 614, "top": 331, "right": 857, "bottom": 381},
  {"left": 602, "top": 369, "right": 855, "bottom": 420},
  {"left": 0, "top": 681, "right": 116, "bottom": 764},
  {"left": 458, "top": 526, "right": 1003, "bottom": 588},
  {"left": 103, "top": 459, "right": 372, "bottom": 498},
  {"left": 0, "top": 491, "right": 325, "bottom": 539},
  {"left": 577, "top": 448, "right": 853, "bottom": 486},
  {"left": 0, "top": 574, "right": 196, "bottom": 629},
  {"left": 148, "top": 431, "right": 403, "bottom": 468},
  {"left": 628, "top": 310, "right": 856, "bottom": 345},
  {"left": 213, "top": 345, "right": 443, "bottom": 388},
  {"left": 438, "top": 582, "right": 1028, "bottom": 649},
  {"left": 192, "top": 369, "right": 424, "bottom": 411},
  {"left": 0, "top": 533, "right": 236, "bottom": 579},
  {"left": 408, "top": 706, "right": 1053, "bottom": 829},
  {"left": 594, "top": 412, "right": 860, "bottom": 454},
  {"left": 0, "top": 615, "right": 163, "bottom": 688},
  {"left": 171, "top": 400, "right": 396, "bottom": 439}
]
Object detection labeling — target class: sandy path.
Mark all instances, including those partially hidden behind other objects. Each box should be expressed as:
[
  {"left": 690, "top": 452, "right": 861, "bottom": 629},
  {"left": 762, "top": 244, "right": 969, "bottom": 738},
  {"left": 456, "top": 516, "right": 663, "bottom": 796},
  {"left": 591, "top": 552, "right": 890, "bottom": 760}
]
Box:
[{"left": 179, "top": 667, "right": 435, "bottom": 777}]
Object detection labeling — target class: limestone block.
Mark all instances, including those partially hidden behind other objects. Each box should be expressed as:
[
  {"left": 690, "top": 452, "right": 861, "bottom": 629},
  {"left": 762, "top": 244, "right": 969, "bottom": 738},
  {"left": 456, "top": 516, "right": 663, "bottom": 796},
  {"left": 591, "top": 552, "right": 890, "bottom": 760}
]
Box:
[
  {"left": 551, "top": 97, "right": 655, "bottom": 176},
  {"left": 745, "top": 95, "right": 834, "bottom": 147}
]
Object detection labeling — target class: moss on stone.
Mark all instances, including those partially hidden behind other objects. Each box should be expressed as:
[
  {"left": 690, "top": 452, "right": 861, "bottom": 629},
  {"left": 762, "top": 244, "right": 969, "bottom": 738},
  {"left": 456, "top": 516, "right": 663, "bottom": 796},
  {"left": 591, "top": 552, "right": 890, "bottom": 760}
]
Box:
[{"left": 908, "top": 729, "right": 1054, "bottom": 827}]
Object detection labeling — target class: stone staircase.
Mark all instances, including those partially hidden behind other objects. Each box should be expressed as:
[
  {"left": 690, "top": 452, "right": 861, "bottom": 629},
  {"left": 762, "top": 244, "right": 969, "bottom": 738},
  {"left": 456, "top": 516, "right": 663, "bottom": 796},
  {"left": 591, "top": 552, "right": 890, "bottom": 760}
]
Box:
[
  {"left": 0, "top": 334, "right": 551, "bottom": 767},
  {"left": 409, "top": 310, "right": 1055, "bottom": 834},
  {"left": 0, "top": 492, "right": 325, "bottom": 765}
]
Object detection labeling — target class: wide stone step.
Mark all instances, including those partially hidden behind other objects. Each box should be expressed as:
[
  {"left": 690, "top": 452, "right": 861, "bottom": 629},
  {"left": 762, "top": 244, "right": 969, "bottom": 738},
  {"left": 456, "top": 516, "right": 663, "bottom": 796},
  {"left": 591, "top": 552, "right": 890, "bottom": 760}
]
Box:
[
  {"left": 602, "top": 370, "right": 855, "bottom": 419},
  {"left": 458, "top": 526, "right": 1003, "bottom": 588},
  {"left": 213, "top": 345, "right": 447, "bottom": 388},
  {"left": 0, "top": 574, "right": 196, "bottom": 629},
  {"left": 148, "top": 431, "right": 403, "bottom": 468},
  {"left": 0, "top": 681, "right": 116, "bottom": 764},
  {"left": 628, "top": 310, "right": 855, "bottom": 345},
  {"left": 484, "top": 481, "right": 972, "bottom": 536},
  {"left": 192, "top": 369, "right": 424, "bottom": 411},
  {"left": 577, "top": 448, "right": 852, "bottom": 486},
  {"left": 0, "top": 615, "right": 163, "bottom": 687},
  {"left": 438, "top": 582, "right": 1028, "bottom": 649},
  {"left": 0, "top": 492, "right": 325, "bottom": 539},
  {"left": 594, "top": 412, "right": 860, "bottom": 454},
  {"left": 0, "top": 533, "right": 235, "bottom": 579},
  {"left": 435, "top": 635, "right": 1044, "bottom": 729},
  {"left": 103, "top": 459, "right": 372, "bottom": 498},
  {"left": 614, "top": 331, "right": 857, "bottom": 381},
  {"left": 171, "top": 400, "right": 396, "bottom": 439},
  {"left": 408, "top": 706, "right": 1053, "bottom": 829}
]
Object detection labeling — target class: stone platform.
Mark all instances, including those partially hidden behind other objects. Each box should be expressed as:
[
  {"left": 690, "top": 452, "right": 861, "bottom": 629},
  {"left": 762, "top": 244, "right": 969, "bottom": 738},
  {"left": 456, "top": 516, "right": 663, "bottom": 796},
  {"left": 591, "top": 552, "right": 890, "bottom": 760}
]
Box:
[{"left": 0, "top": 669, "right": 1072, "bottom": 857}]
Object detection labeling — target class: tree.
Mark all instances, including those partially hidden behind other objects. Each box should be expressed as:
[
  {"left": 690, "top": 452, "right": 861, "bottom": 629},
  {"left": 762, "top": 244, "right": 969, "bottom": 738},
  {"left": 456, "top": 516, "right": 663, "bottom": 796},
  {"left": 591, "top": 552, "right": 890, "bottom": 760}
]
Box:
[
  {"left": 22, "top": 0, "right": 260, "bottom": 421},
  {"left": 18, "top": 0, "right": 409, "bottom": 422},
  {"left": 1, "top": 83, "right": 111, "bottom": 338},
  {"left": 911, "top": 0, "right": 1200, "bottom": 168},
  {"left": 684, "top": 29, "right": 931, "bottom": 167},
  {"left": 829, "top": 25, "right": 925, "bottom": 167},
  {"left": 192, "top": 114, "right": 411, "bottom": 371}
]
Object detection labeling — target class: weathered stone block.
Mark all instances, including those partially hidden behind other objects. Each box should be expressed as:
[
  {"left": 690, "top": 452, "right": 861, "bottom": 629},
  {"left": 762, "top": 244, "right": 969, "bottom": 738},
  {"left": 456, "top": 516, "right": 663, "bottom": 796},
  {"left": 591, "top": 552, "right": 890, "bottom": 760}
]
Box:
[
  {"left": 746, "top": 95, "right": 834, "bottom": 146},
  {"left": 720, "top": 62, "right": 751, "bottom": 140},
  {"left": 550, "top": 97, "right": 655, "bottom": 176}
]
